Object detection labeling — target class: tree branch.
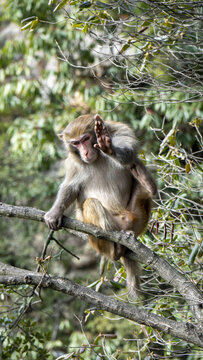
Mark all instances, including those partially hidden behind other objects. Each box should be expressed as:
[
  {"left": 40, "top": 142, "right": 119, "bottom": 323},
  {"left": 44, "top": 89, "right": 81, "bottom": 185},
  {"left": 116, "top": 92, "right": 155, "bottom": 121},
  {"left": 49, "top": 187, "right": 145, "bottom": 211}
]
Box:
[
  {"left": 0, "top": 261, "right": 202, "bottom": 348},
  {"left": 0, "top": 202, "right": 202, "bottom": 322}
]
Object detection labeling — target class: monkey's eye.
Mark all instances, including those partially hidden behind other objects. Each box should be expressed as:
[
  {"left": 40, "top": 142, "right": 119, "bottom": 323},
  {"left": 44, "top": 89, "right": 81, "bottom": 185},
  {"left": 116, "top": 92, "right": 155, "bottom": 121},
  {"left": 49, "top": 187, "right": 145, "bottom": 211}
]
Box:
[
  {"left": 71, "top": 140, "right": 80, "bottom": 147},
  {"left": 82, "top": 135, "right": 90, "bottom": 143}
]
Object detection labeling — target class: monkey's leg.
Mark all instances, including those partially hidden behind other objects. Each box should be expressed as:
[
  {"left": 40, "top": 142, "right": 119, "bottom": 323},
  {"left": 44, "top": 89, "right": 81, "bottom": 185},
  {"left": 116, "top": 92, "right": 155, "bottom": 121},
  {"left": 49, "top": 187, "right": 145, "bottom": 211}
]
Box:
[
  {"left": 114, "top": 209, "right": 144, "bottom": 297},
  {"left": 121, "top": 256, "right": 141, "bottom": 297},
  {"left": 126, "top": 180, "right": 152, "bottom": 237},
  {"left": 83, "top": 198, "right": 125, "bottom": 261},
  {"left": 83, "top": 199, "right": 141, "bottom": 296}
]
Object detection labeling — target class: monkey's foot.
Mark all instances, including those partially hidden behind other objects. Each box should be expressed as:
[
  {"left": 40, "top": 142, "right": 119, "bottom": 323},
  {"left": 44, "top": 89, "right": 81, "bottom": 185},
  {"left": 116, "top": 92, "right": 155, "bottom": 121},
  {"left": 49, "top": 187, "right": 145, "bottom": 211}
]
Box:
[{"left": 113, "top": 243, "right": 126, "bottom": 261}]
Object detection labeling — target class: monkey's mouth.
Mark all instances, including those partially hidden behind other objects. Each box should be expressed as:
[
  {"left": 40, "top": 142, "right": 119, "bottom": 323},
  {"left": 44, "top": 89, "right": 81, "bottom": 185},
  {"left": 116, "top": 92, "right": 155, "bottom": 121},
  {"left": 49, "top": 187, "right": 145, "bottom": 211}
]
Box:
[{"left": 83, "top": 153, "right": 98, "bottom": 164}]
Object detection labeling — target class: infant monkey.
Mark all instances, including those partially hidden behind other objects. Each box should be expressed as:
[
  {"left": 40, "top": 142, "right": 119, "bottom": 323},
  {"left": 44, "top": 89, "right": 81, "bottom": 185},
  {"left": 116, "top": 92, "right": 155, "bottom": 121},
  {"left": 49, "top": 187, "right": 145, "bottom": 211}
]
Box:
[{"left": 45, "top": 114, "right": 156, "bottom": 295}]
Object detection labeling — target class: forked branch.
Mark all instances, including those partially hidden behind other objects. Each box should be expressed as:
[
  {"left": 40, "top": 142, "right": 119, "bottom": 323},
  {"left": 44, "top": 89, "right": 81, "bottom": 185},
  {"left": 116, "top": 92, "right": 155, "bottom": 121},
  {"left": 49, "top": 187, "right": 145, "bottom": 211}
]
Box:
[
  {"left": 0, "top": 202, "right": 202, "bottom": 323},
  {"left": 0, "top": 261, "right": 203, "bottom": 348}
]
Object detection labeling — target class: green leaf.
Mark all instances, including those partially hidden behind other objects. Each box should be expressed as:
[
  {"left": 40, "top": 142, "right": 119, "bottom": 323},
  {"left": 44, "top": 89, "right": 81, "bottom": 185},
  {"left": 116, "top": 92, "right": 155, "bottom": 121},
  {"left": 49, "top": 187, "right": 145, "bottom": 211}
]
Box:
[
  {"left": 21, "top": 16, "right": 37, "bottom": 24},
  {"left": 53, "top": 0, "right": 68, "bottom": 12},
  {"left": 79, "top": 1, "right": 92, "bottom": 10},
  {"left": 87, "top": 15, "right": 97, "bottom": 21},
  {"left": 30, "top": 17, "right": 39, "bottom": 31},
  {"left": 191, "top": 117, "right": 202, "bottom": 128},
  {"left": 185, "top": 162, "right": 191, "bottom": 173},
  {"left": 87, "top": 279, "right": 101, "bottom": 288},
  {"left": 21, "top": 17, "right": 38, "bottom": 32},
  {"left": 169, "top": 135, "right": 176, "bottom": 146},
  {"left": 120, "top": 44, "right": 130, "bottom": 53},
  {"left": 99, "top": 11, "right": 109, "bottom": 19},
  {"left": 82, "top": 24, "right": 89, "bottom": 34},
  {"left": 21, "top": 21, "right": 33, "bottom": 31},
  {"left": 95, "top": 280, "right": 103, "bottom": 292},
  {"left": 96, "top": 1, "right": 113, "bottom": 9},
  {"left": 141, "top": 20, "right": 152, "bottom": 27},
  {"left": 188, "top": 241, "right": 203, "bottom": 265},
  {"left": 110, "top": 280, "right": 123, "bottom": 289},
  {"left": 72, "top": 22, "right": 83, "bottom": 28},
  {"left": 48, "top": 0, "right": 57, "bottom": 5}
]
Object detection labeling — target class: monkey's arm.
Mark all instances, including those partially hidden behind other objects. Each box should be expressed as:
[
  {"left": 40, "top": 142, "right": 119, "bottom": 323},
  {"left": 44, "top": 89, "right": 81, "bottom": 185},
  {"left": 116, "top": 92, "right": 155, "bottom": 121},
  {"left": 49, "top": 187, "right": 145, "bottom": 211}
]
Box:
[
  {"left": 94, "top": 115, "right": 157, "bottom": 196},
  {"left": 131, "top": 159, "right": 157, "bottom": 197},
  {"left": 94, "top": 114, "right": 138, "bottom": 165},
  {"left": 44, "top": 161, "right": 81, "bottom": 230}
]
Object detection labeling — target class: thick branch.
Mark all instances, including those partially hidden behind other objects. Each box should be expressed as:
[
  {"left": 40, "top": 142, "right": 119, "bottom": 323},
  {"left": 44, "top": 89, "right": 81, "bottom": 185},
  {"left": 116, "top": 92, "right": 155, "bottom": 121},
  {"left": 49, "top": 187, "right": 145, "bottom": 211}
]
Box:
[
  {"left": 0, "top": 202, "right": 202, "bottom": 322},
  {"left": 0, "top": 261, "right": 202, "bottom": 348}
]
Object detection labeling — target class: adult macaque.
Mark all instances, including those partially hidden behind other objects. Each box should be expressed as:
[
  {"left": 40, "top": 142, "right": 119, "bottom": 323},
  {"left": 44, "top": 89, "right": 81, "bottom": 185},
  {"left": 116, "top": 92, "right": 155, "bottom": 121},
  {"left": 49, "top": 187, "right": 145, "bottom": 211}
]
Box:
[{"left": 45, "top": 114, "right": 157, "bottom": 296}]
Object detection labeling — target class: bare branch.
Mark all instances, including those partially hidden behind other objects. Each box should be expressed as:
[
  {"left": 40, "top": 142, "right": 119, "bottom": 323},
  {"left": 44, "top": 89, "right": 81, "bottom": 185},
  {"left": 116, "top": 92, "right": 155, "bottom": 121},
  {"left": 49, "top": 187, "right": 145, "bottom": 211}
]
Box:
[
  {"left": 0, "top": 202, "right": 202, "bottom": 322},
  {"left": 0, "top": 261, "right": 202, "bottom": 348},
  {"left": 60, "top": 0, "right": 203, "bottom": 104}
]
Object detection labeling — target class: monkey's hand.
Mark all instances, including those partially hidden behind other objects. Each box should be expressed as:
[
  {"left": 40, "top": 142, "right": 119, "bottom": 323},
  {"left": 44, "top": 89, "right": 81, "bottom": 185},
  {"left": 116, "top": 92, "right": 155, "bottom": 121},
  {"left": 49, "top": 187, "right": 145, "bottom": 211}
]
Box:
[
  {"left": 94, "top": 114, "right": 113, "bottom": 155},
  {"left": 44, "top": 209, "right": 63, "bottom": 230}
]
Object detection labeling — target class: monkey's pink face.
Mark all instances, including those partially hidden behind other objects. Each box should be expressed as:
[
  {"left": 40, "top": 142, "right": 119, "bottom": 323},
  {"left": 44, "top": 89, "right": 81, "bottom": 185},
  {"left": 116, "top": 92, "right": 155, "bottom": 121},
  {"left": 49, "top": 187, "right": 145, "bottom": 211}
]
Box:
[{"left": 70, "top": 133, "right": 98, "bottom": 163}]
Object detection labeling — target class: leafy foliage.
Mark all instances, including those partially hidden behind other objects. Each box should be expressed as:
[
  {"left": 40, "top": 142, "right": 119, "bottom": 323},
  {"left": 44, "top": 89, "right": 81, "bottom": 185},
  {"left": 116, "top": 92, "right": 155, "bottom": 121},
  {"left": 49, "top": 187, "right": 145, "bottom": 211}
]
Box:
[{"left": 0, "top": 0, "right": 202, "bottom": 359}]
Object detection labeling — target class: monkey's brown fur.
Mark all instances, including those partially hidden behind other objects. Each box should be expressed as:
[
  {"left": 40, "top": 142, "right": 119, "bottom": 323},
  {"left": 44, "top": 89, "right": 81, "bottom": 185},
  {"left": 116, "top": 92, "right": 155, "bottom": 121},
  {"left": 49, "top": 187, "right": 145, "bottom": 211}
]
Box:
[{"left": 45, "top": 114, "right": 156, "bottom": 296}]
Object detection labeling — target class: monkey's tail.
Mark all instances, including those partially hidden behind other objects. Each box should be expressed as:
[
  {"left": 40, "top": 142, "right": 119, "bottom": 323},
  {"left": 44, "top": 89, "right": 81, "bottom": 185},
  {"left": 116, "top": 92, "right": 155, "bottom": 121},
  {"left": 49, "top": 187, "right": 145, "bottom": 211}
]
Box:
[{"left": 121, "top": 256, "right": 141, "bottom": 298}]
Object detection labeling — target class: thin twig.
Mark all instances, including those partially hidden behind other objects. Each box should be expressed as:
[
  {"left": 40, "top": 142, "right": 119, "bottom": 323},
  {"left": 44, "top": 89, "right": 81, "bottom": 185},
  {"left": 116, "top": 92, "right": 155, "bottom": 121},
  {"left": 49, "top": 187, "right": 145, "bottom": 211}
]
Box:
[
  {"left": 37, "top": 230, "right": 54, "bottom": 272},
  {"left": 52, "top": 236, "right": 80, "bottom": 260}
]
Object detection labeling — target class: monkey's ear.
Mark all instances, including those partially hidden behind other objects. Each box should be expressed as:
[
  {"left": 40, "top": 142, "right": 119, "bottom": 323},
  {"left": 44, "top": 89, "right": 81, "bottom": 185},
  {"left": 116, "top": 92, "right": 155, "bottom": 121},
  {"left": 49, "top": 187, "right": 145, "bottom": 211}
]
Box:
[{"left": 57, "top": 133, "right": 63, "bottom": 139}]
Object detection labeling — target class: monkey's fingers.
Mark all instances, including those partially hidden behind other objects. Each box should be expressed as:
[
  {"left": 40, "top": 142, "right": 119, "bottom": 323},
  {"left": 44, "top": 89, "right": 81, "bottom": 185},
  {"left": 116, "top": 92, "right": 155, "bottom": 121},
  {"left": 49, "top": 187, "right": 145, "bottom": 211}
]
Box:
[
  {"left": 94, "top": 120, "right": 103, "bottom": 137},
  {"left": 95, "top": 135, "right": 106, "bottom": 152},
  {"left": 94, "top": 114, "right": 107, "bottom": 136},
  {"left": 94, "top": 114, "right": 103, "bottom": 123},
  {"left": 95, "top": 134, "right": 113, "bottom": 155},
  {"left": 56, "top": 217, "right": 63, "bottom": 229},
  {"left": 94, "top": 117, "right": 113, "bottom": 155},
  {"left": 47, "top": 221, "right": 58, "bottom": 230},
  {"left": 101, "top": 133, "right": 113, "bottom": 155},
  {"left": 94, "top": 143, "right": 103, "bottom": 151},
  {"left": 44, "top": 215, "right": 62, "bottom": 230}
]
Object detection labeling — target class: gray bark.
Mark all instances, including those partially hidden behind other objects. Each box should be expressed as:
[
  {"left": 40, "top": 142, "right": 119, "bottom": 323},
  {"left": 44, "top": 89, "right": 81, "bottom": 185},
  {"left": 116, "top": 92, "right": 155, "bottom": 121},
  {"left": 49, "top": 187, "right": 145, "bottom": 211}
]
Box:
[
  {"left": 0, "top": 202, "right": 202, "bottom": 324},
  {"left": 0, "top": 261, "right": 203, "bottom": 348}
]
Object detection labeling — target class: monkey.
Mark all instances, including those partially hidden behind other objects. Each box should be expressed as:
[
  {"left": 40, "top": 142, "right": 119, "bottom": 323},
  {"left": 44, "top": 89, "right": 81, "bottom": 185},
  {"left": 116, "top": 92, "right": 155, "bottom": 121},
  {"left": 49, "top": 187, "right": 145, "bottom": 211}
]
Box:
[
  {"left": 44, "top": 114, "right": 157, "bottom": 296},
  {"left": 114, "top": 182, "right": 152, "bottom": 233}
]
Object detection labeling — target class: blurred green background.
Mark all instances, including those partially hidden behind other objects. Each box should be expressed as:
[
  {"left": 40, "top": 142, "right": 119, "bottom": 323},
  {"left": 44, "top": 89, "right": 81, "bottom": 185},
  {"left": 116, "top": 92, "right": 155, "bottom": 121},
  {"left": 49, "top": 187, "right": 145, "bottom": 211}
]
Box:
[{"left": 0, "top": 1, "right": 202, "bottom": 359}]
